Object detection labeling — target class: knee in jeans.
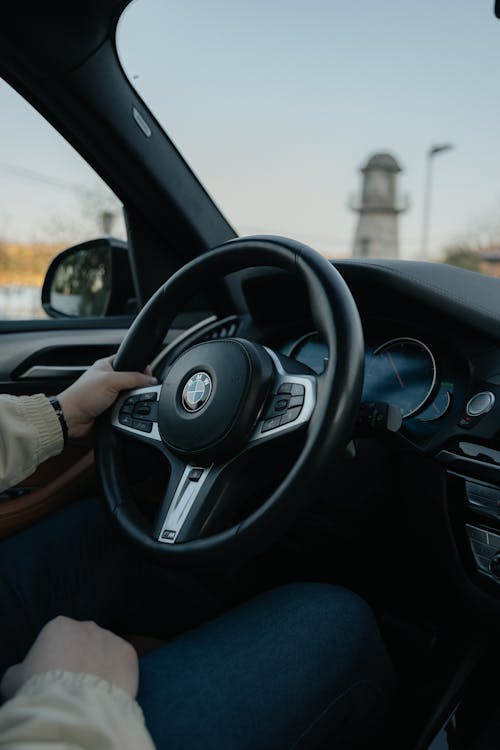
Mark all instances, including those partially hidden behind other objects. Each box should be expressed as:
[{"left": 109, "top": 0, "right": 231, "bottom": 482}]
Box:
[{"left": 273, "top": 582, "right": 393, "bottom": 681}]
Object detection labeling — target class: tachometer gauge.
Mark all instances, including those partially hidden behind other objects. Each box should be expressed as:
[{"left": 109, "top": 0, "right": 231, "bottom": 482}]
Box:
[
  {"left": 289, "top": 332, "right": 328, "bottom": 375},
  {"left": 363, "top": 337, "right": 436, "bottom": 418},
  {"left": 416, "top": 383, "right": 452, "bottom": 422}
]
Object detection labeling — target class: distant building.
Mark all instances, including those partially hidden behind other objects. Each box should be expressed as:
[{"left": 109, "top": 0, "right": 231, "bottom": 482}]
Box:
[{"left": 350, "top": 152, "right": 408, "bottom": 259}]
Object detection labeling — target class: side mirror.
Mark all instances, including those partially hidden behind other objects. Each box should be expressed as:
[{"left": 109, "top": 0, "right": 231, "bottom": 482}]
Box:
[{"left": 41, "top": 238, "right": 138, "bottom": 318}]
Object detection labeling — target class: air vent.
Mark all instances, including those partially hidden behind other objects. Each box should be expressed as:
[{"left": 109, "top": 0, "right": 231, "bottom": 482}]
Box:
[{"left": 201, "top": 317, "right": 239, "bottom": 341}]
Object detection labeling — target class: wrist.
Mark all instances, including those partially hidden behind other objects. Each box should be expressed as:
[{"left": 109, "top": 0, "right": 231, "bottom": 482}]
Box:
[
  {"left": 57, "top": 392, "right": 91, "bottom": 440},
  {"left": 48, "top": 397, "right": 69, "bottom": 445}
]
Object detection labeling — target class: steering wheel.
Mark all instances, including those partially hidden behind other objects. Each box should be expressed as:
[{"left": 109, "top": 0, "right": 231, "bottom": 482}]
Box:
[{"left": 96, "top": 236, "right": 364, "bottom": 565}]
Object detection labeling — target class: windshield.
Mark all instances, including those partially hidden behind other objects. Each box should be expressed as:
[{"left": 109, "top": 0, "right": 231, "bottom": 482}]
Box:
[{"left": 118, "top": 1, "right": 500, "bottom": 274}]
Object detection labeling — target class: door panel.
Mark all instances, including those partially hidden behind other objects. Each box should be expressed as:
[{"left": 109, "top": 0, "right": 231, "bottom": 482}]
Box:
[{"left": 0, "top": 326, "right": 186, "bottom": 394}]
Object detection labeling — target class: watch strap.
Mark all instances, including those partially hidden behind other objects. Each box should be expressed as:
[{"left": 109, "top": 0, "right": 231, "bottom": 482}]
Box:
[{"left": 48, "top": 397, "right": 68, "bottom": 446}]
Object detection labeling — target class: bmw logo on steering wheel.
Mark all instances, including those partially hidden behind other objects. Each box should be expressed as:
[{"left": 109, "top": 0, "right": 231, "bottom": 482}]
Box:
[{"left": 182, "top": 372, "right": 213, "bottom": 412}]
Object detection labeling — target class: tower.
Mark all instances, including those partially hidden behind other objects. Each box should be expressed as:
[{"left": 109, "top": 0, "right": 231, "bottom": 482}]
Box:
[{"left": 351, "top": 152, "right": 408, "bottom": 259}]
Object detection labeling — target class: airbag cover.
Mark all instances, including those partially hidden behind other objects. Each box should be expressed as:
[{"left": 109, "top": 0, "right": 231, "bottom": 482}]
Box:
[{"left": 158, "top": 339, "right": 272, "bottom": 459}]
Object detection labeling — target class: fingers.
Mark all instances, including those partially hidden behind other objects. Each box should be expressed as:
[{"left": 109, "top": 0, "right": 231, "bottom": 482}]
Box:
[
  {"left": 109, "top": 371, "right": 157, "bottom": 394},
  {"left": 91, "top": 356, "right": 115, "bottom": 371},
  {"left": 94, "top": 356, "right": 155, "bottom": 382},
  {"left": 58, "top": 356, "right": 159, "bottom": 439}
]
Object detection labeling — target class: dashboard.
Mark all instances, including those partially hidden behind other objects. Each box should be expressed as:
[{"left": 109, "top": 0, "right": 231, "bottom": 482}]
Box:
[
  {"left": 233, "top": 257, "right": 500, "bottom": 607},
  {"left": 238, "top": 260, "right": 484, "bottom": 449}
]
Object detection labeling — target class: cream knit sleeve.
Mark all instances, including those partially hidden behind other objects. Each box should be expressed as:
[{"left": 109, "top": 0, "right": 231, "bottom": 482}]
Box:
[
  {"left": 0, "top": 670, "right": 156, "bottom": 749},
  {"left": 0, "top": 394, "right": 64, "bottom": 493}
]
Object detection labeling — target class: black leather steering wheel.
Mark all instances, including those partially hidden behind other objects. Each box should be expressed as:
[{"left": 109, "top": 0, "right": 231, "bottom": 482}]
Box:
[{"left": 96, "top": 236, "right": 364, "bottom": 565}]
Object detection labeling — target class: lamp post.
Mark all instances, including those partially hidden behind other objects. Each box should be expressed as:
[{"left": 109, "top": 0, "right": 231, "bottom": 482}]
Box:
[{"left": 421, "top": 143, "right": 454, "bottom": 260}]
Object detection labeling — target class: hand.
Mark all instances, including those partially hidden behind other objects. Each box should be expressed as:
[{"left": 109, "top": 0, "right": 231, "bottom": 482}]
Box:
[
  {"left": 1, "top": 616, "right": 139, "bottom": 700},
  {"left": 58, "top": 355, "right": 157, "bottom": 439}
]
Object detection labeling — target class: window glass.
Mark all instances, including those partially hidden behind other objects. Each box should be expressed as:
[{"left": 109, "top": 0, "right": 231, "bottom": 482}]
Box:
[
  {"left": 0, "top": 79, "right": 126, "bottom": 319},
  {"left": 117, "top": 0, "right": 500, "bottom": 275}
]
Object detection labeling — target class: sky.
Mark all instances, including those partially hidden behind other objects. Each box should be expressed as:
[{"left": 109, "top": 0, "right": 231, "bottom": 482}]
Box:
[{"left": 1, "top": 0, "right": 500, "bottom": 260}]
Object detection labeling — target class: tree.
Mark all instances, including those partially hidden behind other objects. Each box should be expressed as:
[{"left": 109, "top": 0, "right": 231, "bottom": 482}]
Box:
[{"left": 441, "top": 244, "right": 481, "bottom": 272}]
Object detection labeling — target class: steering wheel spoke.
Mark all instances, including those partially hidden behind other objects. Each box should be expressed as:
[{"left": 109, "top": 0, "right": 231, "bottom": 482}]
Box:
[
  {"left": 111, "top": 385, "right": 163, "bottom": 445},
  {"left": 153, "top": 443, "right": 291, "bottom": 545},
  {"left": 153, "top": 459, "right": 219, "bottom": 544}
]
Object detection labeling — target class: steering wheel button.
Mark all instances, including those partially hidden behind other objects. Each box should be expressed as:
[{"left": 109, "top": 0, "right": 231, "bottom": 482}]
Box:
[
  {"left": 119, "top": 414, "right": 133, "bottom": 427},
  {"left": 278, "top": 382, "right": 293, "bottom": 395},
  {"left": 290, "top": 384, "right": 305, "bottom": 396},
  {"left": 288, "top": 395, "right": 304, "bottom": 408},
  {"left": 138, "top": 392, "right": 157, "bottom": 402},
  {"left": 134, "top": 404, "right": 151, "bottom": 416},
  {"left": 121, "top": 403, "right": 134, "bottom": 414},
  {"left": 264, "top": 396, "right": 290, "bottom": 419},
  {"left": 280, "top": 406, "right": 302, "bottom": 425},
  {"left": 261, "top": 416, "right": 282, "bottom": 432},
  {"left": 466, "top": 391, "right": 495, "bottom": 417},
  {"left": 132, "top": 419, "right": 153, "bottom": 433},
  {"left": 188, "top": 468, "right": 204, "bottom": 482}
]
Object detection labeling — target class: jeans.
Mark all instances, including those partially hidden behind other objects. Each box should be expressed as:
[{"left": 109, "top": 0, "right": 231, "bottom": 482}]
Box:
[{"left": 0, "top": 497, "right": 394, "bottom": 748}]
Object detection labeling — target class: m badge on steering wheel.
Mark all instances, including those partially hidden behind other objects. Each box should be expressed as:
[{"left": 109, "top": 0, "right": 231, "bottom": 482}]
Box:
[{"left": 182, "top": 372, "right": 213, "bottom": 412}]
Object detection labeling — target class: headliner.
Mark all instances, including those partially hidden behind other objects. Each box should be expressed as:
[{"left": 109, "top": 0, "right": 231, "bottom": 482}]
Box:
[{"left": 0, "top": 0, "right": 131, "bottom": 75}]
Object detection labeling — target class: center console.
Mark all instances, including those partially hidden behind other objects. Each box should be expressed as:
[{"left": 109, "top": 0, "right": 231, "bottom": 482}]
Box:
[{"left": 439, "top": 442, "right": 500, "bottom": 592}]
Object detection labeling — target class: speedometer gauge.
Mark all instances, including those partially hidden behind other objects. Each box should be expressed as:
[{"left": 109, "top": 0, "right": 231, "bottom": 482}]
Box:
[
  {"left": 363, "top": 337, "right": 436, "bottom": 418},
  {"left": 289, "top": 332, "right": 328, "bottom": 375}
]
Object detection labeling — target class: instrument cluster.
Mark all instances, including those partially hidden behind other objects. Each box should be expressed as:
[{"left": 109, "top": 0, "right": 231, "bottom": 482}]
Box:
[{"left": 287, "top": 332, "right": 455, "bottom": 424}]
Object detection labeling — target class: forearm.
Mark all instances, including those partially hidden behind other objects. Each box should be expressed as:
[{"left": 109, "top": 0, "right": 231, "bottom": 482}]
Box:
[
  {"left": 0, "top": 358, "right": 156, "bottom": 491},
  {"left": 0, "top": 395, "right": 63, "bottom": 493},
  {"left": 0, "top": 670, "right": 155, "bottom": 749}
]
